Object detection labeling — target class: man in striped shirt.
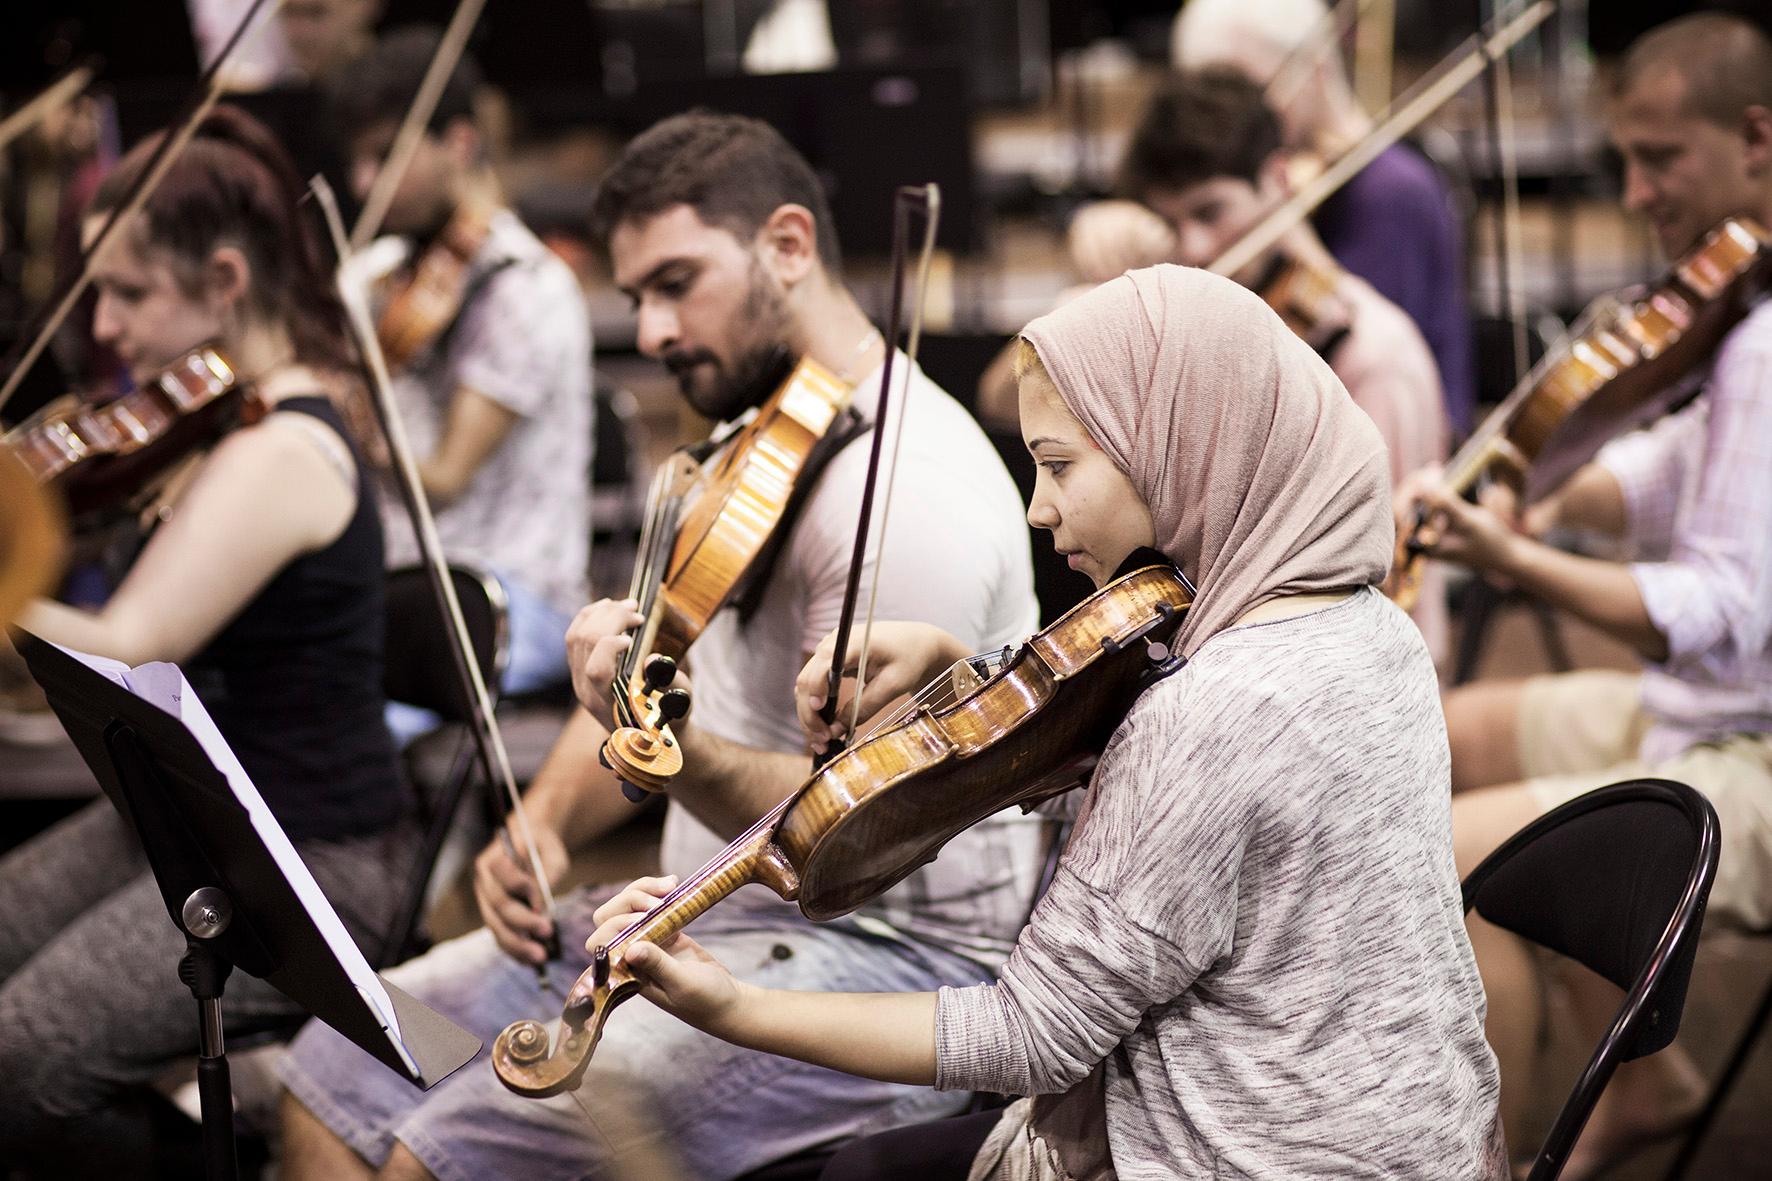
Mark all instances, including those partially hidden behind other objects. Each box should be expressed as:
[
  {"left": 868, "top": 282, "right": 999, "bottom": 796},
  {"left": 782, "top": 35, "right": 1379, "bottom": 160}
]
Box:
[{"left": 1401, "top": 14, "right": 1772, "bottom": 1177}]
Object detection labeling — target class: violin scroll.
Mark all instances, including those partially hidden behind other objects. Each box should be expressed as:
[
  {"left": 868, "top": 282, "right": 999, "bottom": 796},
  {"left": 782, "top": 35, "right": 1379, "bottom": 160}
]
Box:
[{"left": 493, "top": 942, "right": 641, "bottom": 1097}]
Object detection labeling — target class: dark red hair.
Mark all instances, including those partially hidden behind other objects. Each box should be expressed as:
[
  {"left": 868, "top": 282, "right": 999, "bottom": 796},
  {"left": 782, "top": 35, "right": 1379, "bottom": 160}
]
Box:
[{"left": 90, "top": 105, "right": 353, "bottom": 373}]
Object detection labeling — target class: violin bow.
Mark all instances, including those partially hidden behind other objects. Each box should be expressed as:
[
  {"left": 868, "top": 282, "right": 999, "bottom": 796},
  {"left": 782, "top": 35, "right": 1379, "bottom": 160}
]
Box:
[
  {"left": 815, "top": 184, "right": 943, "bottom": 761},
  {"left": 0, "top": 62, "right": 98, "bottom": 159},
  {"left": 1260, "top": 0, "right": 1375, "bottom": 119},
  {"left": 348, "top": 0, "right": 488, "bottom": 251},
  {"left": 0, "top": 0, "right": 286, "bottom": 420},
  {"left": 312, "top": 178, "right": 563, "bottom": 984},
  {"left": 1208, "top": 0, "right": 1554, "bottom": 281},
  {"left": 1477, "top": 0, "right": 1532, "bottom": 387}
]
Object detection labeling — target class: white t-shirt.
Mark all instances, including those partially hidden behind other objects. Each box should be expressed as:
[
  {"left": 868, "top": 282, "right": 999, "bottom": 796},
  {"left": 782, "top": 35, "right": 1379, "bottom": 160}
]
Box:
[
  {"left": 666, "top": 355, "right": 1047, "bottom": 968},
  {"left": 382, "top": 210, "right": 593, "bottom": 617}
]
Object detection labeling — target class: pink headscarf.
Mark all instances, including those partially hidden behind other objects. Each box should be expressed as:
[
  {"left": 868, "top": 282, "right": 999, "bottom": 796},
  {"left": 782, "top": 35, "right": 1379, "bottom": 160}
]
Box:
[{"left": 1021, "top": 264, "right": 1393, "bottom": 658}]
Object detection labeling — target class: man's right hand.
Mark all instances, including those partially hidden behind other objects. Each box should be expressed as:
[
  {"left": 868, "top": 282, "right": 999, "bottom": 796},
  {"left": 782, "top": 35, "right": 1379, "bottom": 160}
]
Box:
[
  {"left": 473, "top": 820, "right": 570, "bottom": 966},
  {"left": 566, "top": 598, "right": 648, "bottom": 730},
  {"left": 795, "top": 622, "right": 969, "bottom": 755}
]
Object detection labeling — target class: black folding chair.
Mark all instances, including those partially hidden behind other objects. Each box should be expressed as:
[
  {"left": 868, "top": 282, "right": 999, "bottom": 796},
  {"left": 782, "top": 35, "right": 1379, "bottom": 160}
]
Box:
[
  {"left": 1462, "top": 778, "right": 1719, "bottom": 1181},
  {"left": 1662, "top": 952, "right": 1772, "bottom": 1178},
  {"left": 378, "top": 562, "right": 510, "bottom": 967}
]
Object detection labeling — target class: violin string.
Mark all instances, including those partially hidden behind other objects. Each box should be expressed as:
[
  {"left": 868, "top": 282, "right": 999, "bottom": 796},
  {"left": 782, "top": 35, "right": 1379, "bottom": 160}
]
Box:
[{"left": 854, "top": 655, "right": 978, "bottom": 743}]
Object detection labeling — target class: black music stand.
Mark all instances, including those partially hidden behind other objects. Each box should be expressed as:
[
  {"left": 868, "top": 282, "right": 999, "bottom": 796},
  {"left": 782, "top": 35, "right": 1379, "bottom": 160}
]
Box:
[{"left": 17, "top": 635, "right": 481, "bottom": 1181}]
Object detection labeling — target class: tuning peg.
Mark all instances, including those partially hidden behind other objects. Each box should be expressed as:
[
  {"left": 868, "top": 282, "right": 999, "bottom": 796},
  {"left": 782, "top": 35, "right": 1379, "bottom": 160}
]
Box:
[
  {"left": 642, "top": 654, "right": 677, "bottom": 692},
  {"left": 657, "top": 688, "right": 691, "bottom": 724}
]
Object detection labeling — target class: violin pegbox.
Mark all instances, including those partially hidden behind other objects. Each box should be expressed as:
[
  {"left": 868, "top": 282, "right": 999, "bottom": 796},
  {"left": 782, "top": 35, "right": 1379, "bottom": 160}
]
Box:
[{"left": 604, "top": 654, "right": 691, "bottom": 800}]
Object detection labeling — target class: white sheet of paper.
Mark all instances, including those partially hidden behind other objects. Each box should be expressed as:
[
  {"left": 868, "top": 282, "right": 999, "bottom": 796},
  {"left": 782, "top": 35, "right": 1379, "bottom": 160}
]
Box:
[{"left": 54, "top": 644, "right": 414, "bottom": 1073}]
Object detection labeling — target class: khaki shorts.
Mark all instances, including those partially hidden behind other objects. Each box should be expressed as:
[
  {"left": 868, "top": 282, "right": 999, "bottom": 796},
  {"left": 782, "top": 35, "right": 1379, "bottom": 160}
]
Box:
[{"left": 1517, "top": 670, "right": 1772, "bottom": 931}]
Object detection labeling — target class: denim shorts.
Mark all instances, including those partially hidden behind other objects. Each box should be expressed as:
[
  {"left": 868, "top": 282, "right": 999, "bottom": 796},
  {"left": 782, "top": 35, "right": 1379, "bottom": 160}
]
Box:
[{"left": 280, "top": 884, "right": 992, "bottom": 1181}]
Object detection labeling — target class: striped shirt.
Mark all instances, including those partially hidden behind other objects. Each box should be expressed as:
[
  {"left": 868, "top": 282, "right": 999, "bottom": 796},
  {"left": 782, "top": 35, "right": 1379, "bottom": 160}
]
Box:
[
  {"left": 936, "top": 589, "right": 1506, "bottom": 1179},
  {"left": 1598, "top": 297, "right": 1772, "bottom": 763}
]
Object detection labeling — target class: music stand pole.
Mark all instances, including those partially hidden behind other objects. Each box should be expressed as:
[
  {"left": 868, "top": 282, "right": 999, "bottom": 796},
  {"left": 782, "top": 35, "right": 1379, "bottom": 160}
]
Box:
[{"left": 179, "top": 887, "right": 240, "bottom": 1181}]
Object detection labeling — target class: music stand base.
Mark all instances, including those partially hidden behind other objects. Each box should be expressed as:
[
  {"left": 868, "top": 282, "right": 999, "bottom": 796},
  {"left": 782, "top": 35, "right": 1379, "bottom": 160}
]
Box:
[{"left": 180, "top": 931, "right": 239, "bottom": 1181}]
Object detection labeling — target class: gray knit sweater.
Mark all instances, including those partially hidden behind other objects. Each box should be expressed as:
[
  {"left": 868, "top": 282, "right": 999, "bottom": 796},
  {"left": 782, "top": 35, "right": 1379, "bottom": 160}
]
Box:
[{"left": 935, "top": 589, "right": 1507, "bottom": 1179}]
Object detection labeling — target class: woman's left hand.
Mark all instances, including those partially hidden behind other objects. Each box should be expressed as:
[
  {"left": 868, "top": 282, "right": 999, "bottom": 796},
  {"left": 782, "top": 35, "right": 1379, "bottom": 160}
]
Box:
[{"left": 585, "top": 877, "right": 748, "bottom": 1034}]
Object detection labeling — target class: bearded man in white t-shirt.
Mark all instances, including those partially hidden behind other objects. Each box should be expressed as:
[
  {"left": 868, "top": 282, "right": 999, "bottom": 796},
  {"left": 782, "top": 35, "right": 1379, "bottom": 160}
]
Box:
[{"left": 277, "top": 111, "right": 1044, "bottom": 1181}]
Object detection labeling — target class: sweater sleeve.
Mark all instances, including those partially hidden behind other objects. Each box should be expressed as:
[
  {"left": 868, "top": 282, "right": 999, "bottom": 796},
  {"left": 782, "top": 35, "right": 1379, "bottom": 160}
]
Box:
[
  {"left": 934, "top": 867, "right": 1211, "bottom": 1095},
  {"left": 933, "top": 681, "right": 1250, "bottom": 1095}
]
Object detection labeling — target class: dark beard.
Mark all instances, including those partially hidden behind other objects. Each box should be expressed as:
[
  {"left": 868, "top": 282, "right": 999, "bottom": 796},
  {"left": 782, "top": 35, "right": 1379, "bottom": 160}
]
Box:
[
  {"left": 685, "top": 342, "right": 794, "bottom": 421},
  {"left": 669, "top": 262, "right": 795, "bottom": 421}
]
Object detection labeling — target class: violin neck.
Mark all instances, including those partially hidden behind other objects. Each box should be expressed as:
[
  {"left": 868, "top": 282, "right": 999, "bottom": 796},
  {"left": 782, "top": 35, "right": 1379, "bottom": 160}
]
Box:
[{"left": 606, "top": 796, "right": 801, "bottom": 957}]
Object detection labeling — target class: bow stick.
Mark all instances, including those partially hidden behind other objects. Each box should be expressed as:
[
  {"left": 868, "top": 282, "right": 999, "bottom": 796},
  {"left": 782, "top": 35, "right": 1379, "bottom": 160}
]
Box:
[
  {"left": 1260, "top": 0, "right": 1376, "bottom": 118},
  {"left": 349, "top": 0, "right": 488, "bottom": 251},
  {"left": 0, "top": 63, "right": 97, "bottom": 159},
  {"left": 815, "top": 184, "right": 942, "bottom": 762},
  {"left": 312, "top": 178, "right": 562, "bottom": 984},
  {"left": 1208, "top": 0, "right": 1554, "bottom": 281},
  {"left": 1477, "top": 0, "right": 1532, "bottom": 386},
  {"left": 0, "top": 0, "right": 285, "bottom": 420}
]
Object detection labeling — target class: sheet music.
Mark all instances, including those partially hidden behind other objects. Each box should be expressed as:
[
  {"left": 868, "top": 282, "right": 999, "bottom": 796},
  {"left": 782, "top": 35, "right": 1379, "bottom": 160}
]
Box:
[{"left": 54, "top": 644, "right": 413, "bottom": 1068}]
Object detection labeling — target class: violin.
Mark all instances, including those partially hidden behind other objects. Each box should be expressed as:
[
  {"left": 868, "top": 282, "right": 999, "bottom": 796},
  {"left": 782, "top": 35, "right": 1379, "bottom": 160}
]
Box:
[
  {"left": 0, "top": 449, "right": 65, "bottom": 627},
  {"left": 3, "top": 347, "right": 261, "bottom": 523},
  {"left": 1387, "top": 216, "right": 1772, "bottom": 608},
  {"left": 1252, "top": 249, "right": 1353, "bottom": 359},
  {"left": 373, "top": 201, "right": 494, "bottom": 372},
  {"left": 492, "top": 559, "right": 1194, "bottom": 1097},
  {"left": 602, "top": 358, "right": 857, "bottom": 796}
]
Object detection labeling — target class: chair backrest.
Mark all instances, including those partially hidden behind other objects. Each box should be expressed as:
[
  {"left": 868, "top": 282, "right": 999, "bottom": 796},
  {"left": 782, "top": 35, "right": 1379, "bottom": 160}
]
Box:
[
  {"left": 382, "top": 563, "right": 510, "bottom": 723},
  {"left": 1462, "top": 777, "right": 1719, "bottom": 1181},
  {"left": 589, "top": 382, "right": 650, "bottom": 599}
]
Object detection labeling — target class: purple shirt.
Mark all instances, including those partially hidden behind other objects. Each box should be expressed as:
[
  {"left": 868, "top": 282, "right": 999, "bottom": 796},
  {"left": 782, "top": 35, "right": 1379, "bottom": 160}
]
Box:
[{"left": 1314, "top": 143, "right": 1475, "bottom": 433}]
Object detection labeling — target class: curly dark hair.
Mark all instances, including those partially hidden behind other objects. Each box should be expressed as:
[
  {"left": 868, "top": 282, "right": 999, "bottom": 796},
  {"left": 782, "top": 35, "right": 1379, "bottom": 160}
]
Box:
[
  {"left": 590, "top": 111, "right": 842, "bottom": 275},
  {"left": 1120, "top": 68, "right": 1284, "bottom": 201},
  {"left": 326, "top": 24, "right": 483, "bottom": 145}
]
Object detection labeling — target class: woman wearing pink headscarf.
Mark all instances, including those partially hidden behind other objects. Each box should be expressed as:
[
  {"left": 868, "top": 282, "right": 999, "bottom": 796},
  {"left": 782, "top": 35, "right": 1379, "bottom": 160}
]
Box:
[{"left": 591, "top": 266, "right": 1504, "bottom": 1179}]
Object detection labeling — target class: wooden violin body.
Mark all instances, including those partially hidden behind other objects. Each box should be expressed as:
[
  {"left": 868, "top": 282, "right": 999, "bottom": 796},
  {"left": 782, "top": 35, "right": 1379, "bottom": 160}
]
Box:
[
  {"left": 374, "top": 202, "right": 492, "bottom": 372},
  {"left": 604, "top": 358, "right": 854, "bottom": 791},
  {"left": 1388, "top": 216, "right": 1772, "bottom": 608},
  {"left": 1254, "top": 250, "right": 1353, "bottom": 358},
  {"left": 493, "top": 562, "right": 1193, "bottom": 1097},
  {"left": 0, "top": 449, "right": 64, "bottom": 626},
  {"left": 3, "top": 347, "right": 255, "bottom": 522}
]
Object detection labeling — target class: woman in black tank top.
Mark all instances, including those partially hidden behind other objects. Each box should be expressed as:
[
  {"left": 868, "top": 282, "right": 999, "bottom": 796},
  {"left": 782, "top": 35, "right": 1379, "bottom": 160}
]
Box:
[{"left": 0, "top": 107, "right": 415, "bottom": 1176}]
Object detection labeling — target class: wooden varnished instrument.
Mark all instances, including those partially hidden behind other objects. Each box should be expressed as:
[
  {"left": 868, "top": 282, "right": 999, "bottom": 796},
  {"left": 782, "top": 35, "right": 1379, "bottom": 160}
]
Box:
[
  {"left": 374, "top": 201, "right": 494, "bottom": 372},
  {"left": 0, "top": 449, "right": 64, "bottom": 627},
  {"left": 603, "top": 358, "right": 855, "bottom": 795},
  {"left": 4, "top": 348, "right": 260, "bottom": 522},
  {"left": 1388, "top": 216, "right": 1772, "bottom": 608},
  {"left": 1253, "top": 251, "right": 1354, "bottom": 359},
  {"left": 492, "top": 562, "right": 1192, "bottom": 1097}
]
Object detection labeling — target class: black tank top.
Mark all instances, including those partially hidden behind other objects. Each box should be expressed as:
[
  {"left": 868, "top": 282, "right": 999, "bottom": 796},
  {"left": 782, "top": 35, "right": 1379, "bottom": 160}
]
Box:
[{"left": 183, "top": 396, "right": 406, "bottom": 841}]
